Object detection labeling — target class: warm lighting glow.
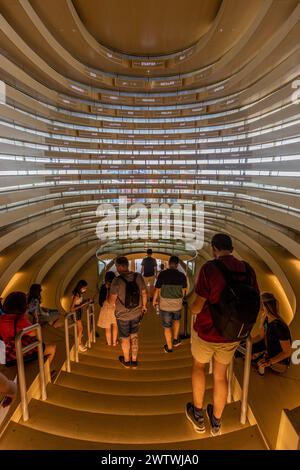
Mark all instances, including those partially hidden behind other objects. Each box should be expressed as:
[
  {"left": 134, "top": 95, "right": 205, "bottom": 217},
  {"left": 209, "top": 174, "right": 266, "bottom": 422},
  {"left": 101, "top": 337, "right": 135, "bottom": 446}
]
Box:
[
  {"left": 265, "top": 273, "right": 294, "bottom": 324},
  {"left": 1, "top": 272, "right": 26, "bottom": 298},
  {"left": 289, "top": 258, "right": 300, "bottom": 272}
]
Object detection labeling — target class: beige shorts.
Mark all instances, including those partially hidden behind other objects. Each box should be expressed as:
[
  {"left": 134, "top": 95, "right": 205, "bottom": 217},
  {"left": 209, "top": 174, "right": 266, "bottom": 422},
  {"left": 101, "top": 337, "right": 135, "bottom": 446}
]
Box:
[{"left": 191, "top": 328, "right": 239, "bottom": 365}]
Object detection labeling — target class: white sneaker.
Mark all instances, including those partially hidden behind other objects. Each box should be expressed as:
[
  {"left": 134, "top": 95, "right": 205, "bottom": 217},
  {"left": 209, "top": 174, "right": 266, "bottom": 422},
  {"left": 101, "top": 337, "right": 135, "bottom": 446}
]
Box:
[{"left": 79, "top": 344, "right": 87, "bottom": 352}]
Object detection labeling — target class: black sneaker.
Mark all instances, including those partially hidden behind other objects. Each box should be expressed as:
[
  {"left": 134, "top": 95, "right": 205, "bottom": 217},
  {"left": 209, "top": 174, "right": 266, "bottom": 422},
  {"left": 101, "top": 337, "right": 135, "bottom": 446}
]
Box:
[
  {"left": 164, "top": 344, "right": 173, "bottom": 353},
  {"left": 206, "top": 403, "right": 221, "bottom": 436},
  {"left": 173, "top": 338, "right": 182, "bottom": 347},
  {"left": 119, "top": 356, "right": 131, "bottom": 369},
  {"left": 185, "top": 403, "right": 206, "bottom": 433},
  {"left": 131, "top": 360, "right": 138, "bottom": 369}
]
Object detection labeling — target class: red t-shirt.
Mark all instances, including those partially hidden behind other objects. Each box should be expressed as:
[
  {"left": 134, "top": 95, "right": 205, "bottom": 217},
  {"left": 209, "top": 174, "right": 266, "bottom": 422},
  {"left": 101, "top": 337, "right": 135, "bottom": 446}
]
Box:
[
  {"left": 0, "top": 314, "right": 34, "bottom": 363},
  {"left": 0, "top": 314, "right": 31, "bottom": 343},
  {"left": 194, "top": 255, "right": 259, "bottom": 343}
]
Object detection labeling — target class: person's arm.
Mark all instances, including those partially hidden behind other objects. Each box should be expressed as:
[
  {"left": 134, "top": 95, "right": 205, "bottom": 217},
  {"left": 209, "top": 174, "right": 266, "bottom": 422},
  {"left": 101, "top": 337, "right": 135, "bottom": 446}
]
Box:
[
  {"left": 0, "top": 373, "right": 17, "bottom": 397},
  {"left": 138, "top": 274, "right": 147, "bottom": 313},
  {"left": 258, "top": 340, "right": 292, "bottom": 367},
  {"left": 191, "top": 263, "right": 210, "bottom": 315},
  {"left": 70, "top": 295, "right": 77, "bottom": 312},
  {"left": 182, "top": 274, "right": 188, "bottom": 298},
  {"left": 152, "top": 287, "right": 160, "bottom": 307},
  {"left": 107, "top": 293, "right": 118, "bottom": 307},
  {"left": 251, "top": 325, "right": 265, "bottom": 344},
  {"left": 141, "top": 259, "right": 144, "bottom": 276},
  {"left": 141, "top": 288, "right": 147, "bottom": 313},
  {"left": 190, "top": 295, "right": 206, "bottom": 315},
  {"left": 154, "top": 260, "right": 157, "bottom": 278},
  {"left": 0, "top": 373, "right": 17, "bottom": 408},
  {"left": 152, "top": 272, "right": 162, "bottom": 307}
]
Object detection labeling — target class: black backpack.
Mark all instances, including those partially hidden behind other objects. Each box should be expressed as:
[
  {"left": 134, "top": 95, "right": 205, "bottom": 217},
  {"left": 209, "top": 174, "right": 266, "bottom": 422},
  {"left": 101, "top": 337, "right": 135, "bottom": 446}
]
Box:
[
  {"left": 119, "top": 273, "right": 140, "bottom": 309},
  {"left": 209, "top": 260, "right": 260, "bottom": 341}
]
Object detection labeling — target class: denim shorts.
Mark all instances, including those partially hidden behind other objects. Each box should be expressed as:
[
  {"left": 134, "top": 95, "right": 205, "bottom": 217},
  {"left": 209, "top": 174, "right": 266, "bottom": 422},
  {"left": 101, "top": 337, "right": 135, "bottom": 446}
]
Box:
[
  {"left": 159, "top": 309, "right": 181, "bottom": 329},
  {"left": 117, "top": 316, "right": 142, "bottom": 339}
]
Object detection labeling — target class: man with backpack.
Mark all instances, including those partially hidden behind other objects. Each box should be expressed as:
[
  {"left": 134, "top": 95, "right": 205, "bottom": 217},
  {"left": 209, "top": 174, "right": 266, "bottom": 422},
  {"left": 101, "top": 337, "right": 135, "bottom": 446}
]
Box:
[
  {"left": 108, "top": 256, "right": 147, "bottom": 369},
  {"left": 186, "top": 234, "right": 260, "bottom": 436},
  {"left": 153, "top": 255, "right": 187, "bottom": 353}
]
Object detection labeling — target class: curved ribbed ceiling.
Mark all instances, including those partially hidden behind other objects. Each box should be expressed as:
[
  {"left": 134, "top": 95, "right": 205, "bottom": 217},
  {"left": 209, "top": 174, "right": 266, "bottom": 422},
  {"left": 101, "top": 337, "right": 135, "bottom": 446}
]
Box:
[{"left": 0, "top": 0, "right": 299, "bottom": 316}]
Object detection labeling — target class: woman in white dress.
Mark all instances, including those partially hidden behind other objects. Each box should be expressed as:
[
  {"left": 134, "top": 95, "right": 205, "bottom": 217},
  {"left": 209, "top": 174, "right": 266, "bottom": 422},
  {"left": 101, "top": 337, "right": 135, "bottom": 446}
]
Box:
[{"left": 98, "top": 271, "right": 118, "bottom": 346}]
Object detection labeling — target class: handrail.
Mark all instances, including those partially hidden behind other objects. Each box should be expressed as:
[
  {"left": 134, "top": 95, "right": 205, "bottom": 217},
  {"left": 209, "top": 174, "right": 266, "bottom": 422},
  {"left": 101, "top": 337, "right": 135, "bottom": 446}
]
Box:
[
  {"left": 86, "top": 301, "right": 96, "bottom": 349},
  {"left": 15, "top": 323, "right": 47, "bottom": 422},
  {"left": 240, "top": 337, "right": 252, "bottom": 424},
  {"left": 227, "top": 359, "right": 234, "bottom": 403},
  {"left": 64, "top": 312, "right": 79, "bottom": 373}
]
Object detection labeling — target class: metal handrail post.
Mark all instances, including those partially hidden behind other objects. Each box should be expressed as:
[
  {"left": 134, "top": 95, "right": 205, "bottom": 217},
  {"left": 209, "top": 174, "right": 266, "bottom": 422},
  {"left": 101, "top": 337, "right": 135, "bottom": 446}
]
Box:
[
  {"left": 74, "top": 316, "right": 79, "bottom": 362},
  {"left": 15, "top": 323, "right": 47, "bottom": 422},
  {"left": 64, "top": 312, "right": 78, "bottom": 372},
  {"left": 36, "top": 326, "right": 47, "bottom": 401},
  {"left": 86, "top": 303, "right": 91, "bottom": 349},
  {"left": 241, "top": 337, "right": 252, "bottom": 424},
  {"left": 15, "top": 339, "right": 29, "bottom": 422},
  {"left": 91, "top": 303, "right": 96, "bottom": 343},
  {"left": 86, "top": 301, "right": 95, "bottom": 348},
  {"left": 64, "top": 314, "right": 71, "bottom": 373},
  {"left": 227, "top": 359, "right": 234, "bottom": 403}
]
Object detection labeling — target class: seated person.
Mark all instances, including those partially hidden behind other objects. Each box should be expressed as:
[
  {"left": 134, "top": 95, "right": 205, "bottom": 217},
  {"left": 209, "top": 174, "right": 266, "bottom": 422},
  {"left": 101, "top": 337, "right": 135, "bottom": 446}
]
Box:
[
  {"left": 251, "top": 292, "right": 292, "bottom": 374},
  {"left": 0, "top": 292, "right": 56, "bottom": 378},
  {"left": 27, "top": 284, "right": 61, "bottom": 328}
]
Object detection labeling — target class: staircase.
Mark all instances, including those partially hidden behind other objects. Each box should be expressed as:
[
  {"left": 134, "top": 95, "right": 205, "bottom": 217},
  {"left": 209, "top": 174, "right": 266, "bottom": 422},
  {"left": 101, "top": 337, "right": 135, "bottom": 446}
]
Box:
[{"left": 0, "top": 307, "right": 266, "bottom": 450}]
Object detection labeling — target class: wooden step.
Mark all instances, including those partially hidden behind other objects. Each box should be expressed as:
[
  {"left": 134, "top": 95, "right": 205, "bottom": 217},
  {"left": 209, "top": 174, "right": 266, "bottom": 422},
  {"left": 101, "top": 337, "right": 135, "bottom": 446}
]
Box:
[
  {"left": 56, "top": 371, "right": 211, "bottom": 396},
  {"left": 0, "top": 422, "right": 267, "bottom": 450},
  {"left": 82, "top": 346, "right": 192, "bottom": 362},
  {"left": 92, "top": 339, "right": 191, "bottom": 353},
  {"left": 45, "top": 383, "right": 205, "bottom": 415},
  {"left": 67, "top": 361, "right": 192, "bottom": 382},
  {"left": 20, "top": 399, "right": 246, "bottom": 444},
  {"left": 80, "top": 352, "right": 193, "bottom": 370}
]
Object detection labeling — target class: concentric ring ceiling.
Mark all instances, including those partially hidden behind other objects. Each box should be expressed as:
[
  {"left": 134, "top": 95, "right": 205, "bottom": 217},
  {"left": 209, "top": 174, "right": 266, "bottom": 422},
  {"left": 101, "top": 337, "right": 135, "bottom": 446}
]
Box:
[{"left": 0, "top": 0, "right": 299, "bottom": 315}]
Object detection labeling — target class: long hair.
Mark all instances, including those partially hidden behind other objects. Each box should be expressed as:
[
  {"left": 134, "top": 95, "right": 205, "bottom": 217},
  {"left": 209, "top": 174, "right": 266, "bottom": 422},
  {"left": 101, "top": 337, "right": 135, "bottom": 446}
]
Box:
[
  {"left": 27, "top": 284, "right": 42, "bottom": 304},
  {"left": 261, "top": 292, "right": 283, "bottom": 321},
  {"left": 105, "top": 271, "right": 115, "bottom": 285},
  {"left": 72, "top": 280, "right": 88, "bottom": 296}
]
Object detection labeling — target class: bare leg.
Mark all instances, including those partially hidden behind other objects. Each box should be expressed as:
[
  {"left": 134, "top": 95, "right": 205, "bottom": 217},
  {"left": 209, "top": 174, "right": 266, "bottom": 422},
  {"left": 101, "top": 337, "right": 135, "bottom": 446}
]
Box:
[
  {"left": 173, "top": 320, "right": 180, "bottom": 341},
  {"left": 130, "top": 333, "right": 139, "bottom": 361},
  {"left": 213, "top": 360, "right": 229, "bottom": 419},
  {"left": 77, "top": 320, "right": 83, "bottom": 346},
  {"left": 192, "top": 359, "right": 206, "bottom": 409},
  {"left": 164, "top": 327, "right": 173, "bottom": 350},
  {"left": 105, "top": 327, "right": 112, "bottom": 345},
  {"left": 44, "top": 343, "right": 56, "bottom": 365},
  {"left": 121, "top": 337, "right": 131, "bottom": 362},
  {"left": 112, "top": 324, "right": 118, "bottom": 346}
]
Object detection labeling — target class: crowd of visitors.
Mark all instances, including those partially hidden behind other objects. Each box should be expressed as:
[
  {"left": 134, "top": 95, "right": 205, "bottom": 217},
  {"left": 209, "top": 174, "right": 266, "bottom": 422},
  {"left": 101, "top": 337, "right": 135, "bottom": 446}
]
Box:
[{"left": 0, "top": 233, "right": 292, "bottom": 439}]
